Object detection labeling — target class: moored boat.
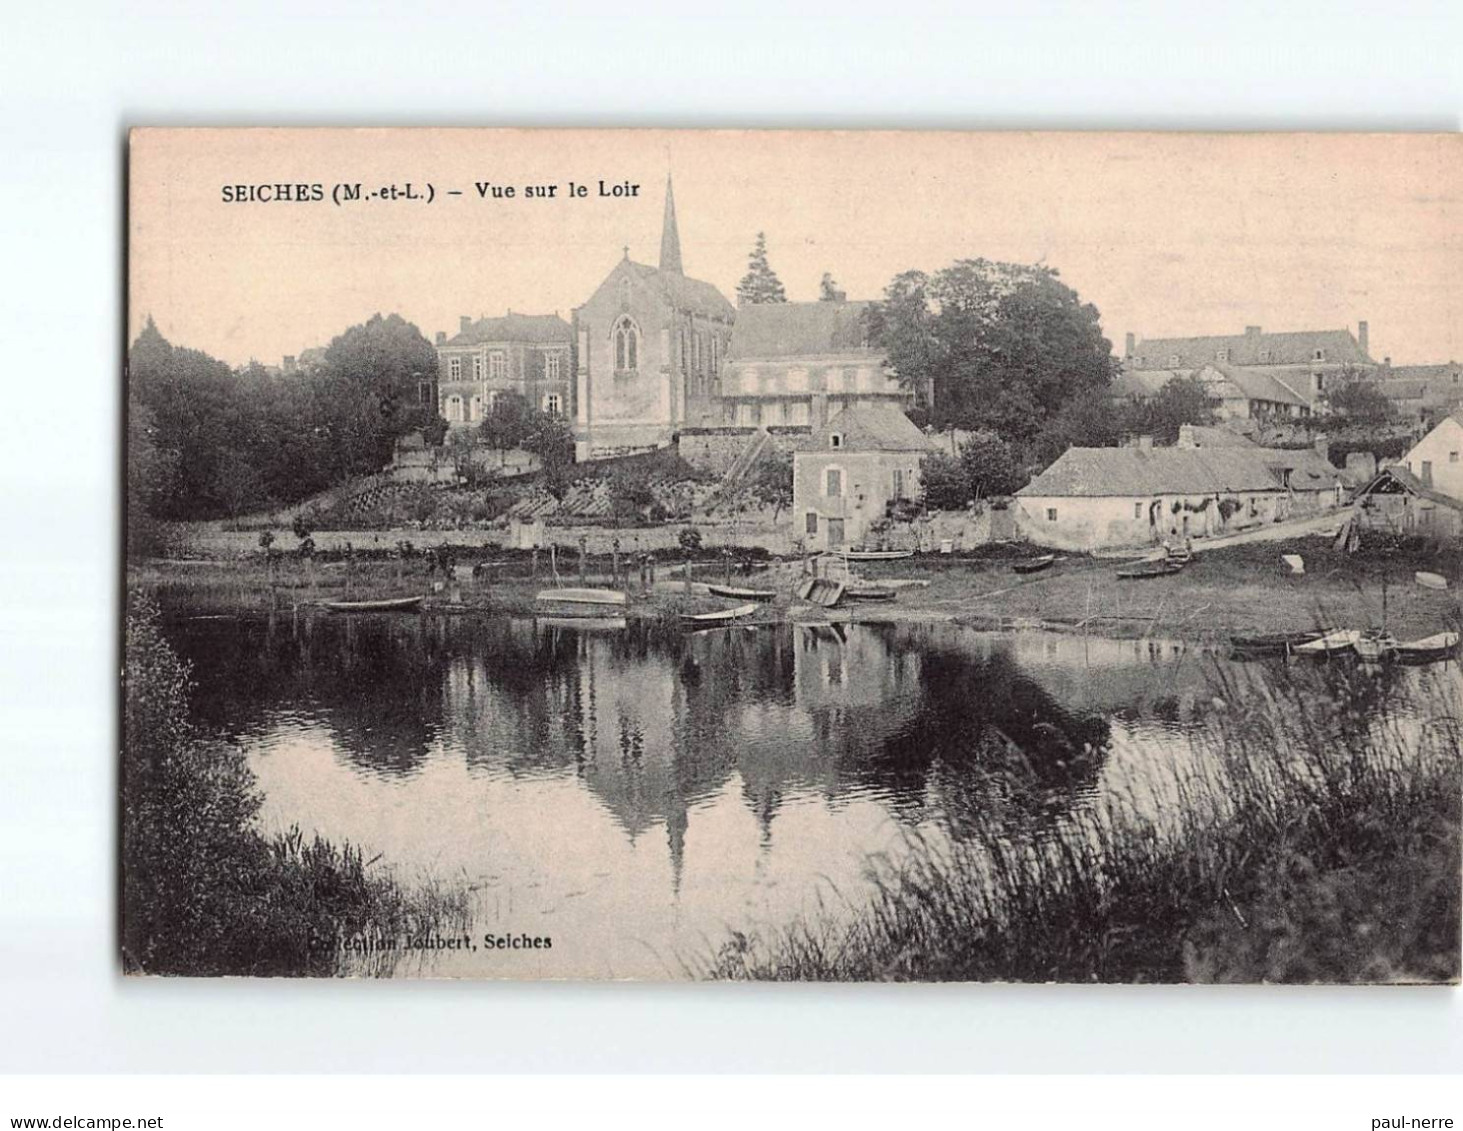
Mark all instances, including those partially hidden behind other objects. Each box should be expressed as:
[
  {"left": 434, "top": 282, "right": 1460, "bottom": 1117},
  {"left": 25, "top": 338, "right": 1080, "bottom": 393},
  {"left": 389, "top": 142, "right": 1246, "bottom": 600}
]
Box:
[
  {"left": 1352, "top": 631, "right": 1398, "bottom": 663},
  {"left": 680, "top": 603, "right": 758, "bottom": 624},
  {"left": 843, "top": 585, "right": 897, "bottom": 601},
  {"left": 1115, "top": 560, "right": 1184, "bottom": 580},
  {"left": 706, "top": 584, "right": 776, "bottom": 601},
  {"left": 534, "top": 587, "right": 628, "bottom": 607},
  {"left": 842, "top": 549, "right": 915, "bottom": 561},
  {"left": 1416, "top": 571, "right": 1449, "bottom": 591},
  {"left": 796, "top": 577, "right": 846, "bottom": 608},
  {"left": 1292, "top": 629, "right": 1362, "bottom": 656},
  {"left": 323, "top": 595, "right": 424, "bottom": 613},
  {"left": 1394, "top": 631, "right": 1460, "bottom": 664},
  {"left": 1229, "top": 630, "right": 1324, "bottom": 657},
  {"left": 1011, "top": 554, "right": 1056, "bottom": 575}
]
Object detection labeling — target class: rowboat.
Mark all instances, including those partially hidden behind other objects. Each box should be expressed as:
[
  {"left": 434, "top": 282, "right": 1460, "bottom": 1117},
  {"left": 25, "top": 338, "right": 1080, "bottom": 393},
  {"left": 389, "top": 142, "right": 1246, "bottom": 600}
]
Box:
[
  {"left": 534, "top": 588, "right": 628, "bottom": 607},
  {"left": 1229, "top": 630, "right": 1324, "bottom": 657},
  {"left": 1352, "top": 631, "right": 1398, "bottom": 663},
  {"left": 1292, "top": 629, "right": 1362, "bottom": 656},
  {"left": 1011, "top": 554, "right": 1056, "bottom": 575},
  {"left": 706, "top": 584, "right": 776, "bottom": 601},
  {"left": 843, "top": 585, "right": 897, "bottom": 601},
  {"left": 1115, "top": 561, "right": 1184, "bottom": 580},
  {"left": 680, "top": 603, "right": 758, "bottom": 624},
  {"left": 796, "top": 577, "right": 846, "bottom": 608},
  {"left": 1394, "top": 631, "right": 1460, "bottom": 664},
  {"left": 323, "top": 595, "right": 424, "bottom": 613},
  {"left": 1416, "top": 571, "right": 1449, "bottom": 591},
  {"left": 842, "top": 549, "right": 915, "bottom": 561}
]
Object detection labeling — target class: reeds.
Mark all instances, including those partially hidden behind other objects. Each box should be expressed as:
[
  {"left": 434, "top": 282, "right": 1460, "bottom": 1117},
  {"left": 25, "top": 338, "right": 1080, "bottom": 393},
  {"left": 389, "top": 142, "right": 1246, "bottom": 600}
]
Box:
[{"left": 705, "top": 657, "right": 1461, "bottom": 983}]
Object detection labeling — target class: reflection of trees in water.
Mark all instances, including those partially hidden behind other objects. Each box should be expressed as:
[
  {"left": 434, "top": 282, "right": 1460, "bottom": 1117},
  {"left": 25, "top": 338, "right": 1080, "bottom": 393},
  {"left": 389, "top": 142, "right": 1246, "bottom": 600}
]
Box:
[{"left": 167, "top": 611, "right": 1114, "bottom": 863}]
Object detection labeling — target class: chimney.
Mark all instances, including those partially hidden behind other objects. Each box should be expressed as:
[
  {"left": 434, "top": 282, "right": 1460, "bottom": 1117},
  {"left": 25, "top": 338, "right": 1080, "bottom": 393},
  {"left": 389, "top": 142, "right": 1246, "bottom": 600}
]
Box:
[
  {"left": 282, "top": 355, "right": 296, "bottom": 374},
  {"left": 1357, "top": 320, "right": 1369, "bottom": 357},
  {"left": 435, "top": 331, "right": 447, "bottom": 346},
  {"left": 1314, "top": 435, "right": 1331, "bottom": 464},
  {"left": 1124, "top": 332, "right": 1136, "bottom": 358},
  {"left": 1245, "top": 325, "right": 1262, "bottom": 337},
  {"left": 1384, "top": 356, "right": 1392, "bottom": 371},
  {"left": 460, "top": 315, "right": 472, "bottom": 333}
]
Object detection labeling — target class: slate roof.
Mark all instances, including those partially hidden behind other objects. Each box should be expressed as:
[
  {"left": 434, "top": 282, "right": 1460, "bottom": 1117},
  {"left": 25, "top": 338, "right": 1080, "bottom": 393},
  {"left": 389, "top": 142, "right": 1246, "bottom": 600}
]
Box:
[
  {"left": 446, "top": 313, "right": 573, "bottom": 347},
  {"left": 1257, "top": 447, "right": 1346, "bottom": 490},
  {"left": 726, "top": 301, "right": 877, "bottom": 360},
  {"left": 1018, "top": 446, "right": 1282, "bottom": 498},
  {"left": 1385, "top": 362, "right": 1463, "bottom": 383},
  {"left": 1180, "top": 425, "right": 1259, "bottom": 448},
  {"left": 1359, "top": 465, "right": 1463, "bottom": 512},
  {"left": 811, "top": 404, "right": 933, "bottom": 453},
  {"left": 1128, "top": 328, "right": 1373, "bottom": 369},
  {"left": 624, "top": 260, "right": 736, "bottom": 320},
  {"left": 1110, "top": 369, "right": 1179, "bottom": 398},
  {"left": 1204, "top": 362, "right": 1312, "bottom": 407}
]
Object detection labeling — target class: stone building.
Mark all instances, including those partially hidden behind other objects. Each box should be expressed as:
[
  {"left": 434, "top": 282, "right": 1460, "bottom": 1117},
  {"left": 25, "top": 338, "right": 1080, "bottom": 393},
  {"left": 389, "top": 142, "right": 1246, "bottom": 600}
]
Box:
[
  {"left": 571, "top": 177, "right": 736, "bottom": 460},
  {"left": 792, "top": 404, "right": 935, "bottom": 552},
  {"left": 432, "top": 312, "right": 574, "bottom": 428},
  {"left": 717, "top": 300, "right": 911, "bottom": 430}
]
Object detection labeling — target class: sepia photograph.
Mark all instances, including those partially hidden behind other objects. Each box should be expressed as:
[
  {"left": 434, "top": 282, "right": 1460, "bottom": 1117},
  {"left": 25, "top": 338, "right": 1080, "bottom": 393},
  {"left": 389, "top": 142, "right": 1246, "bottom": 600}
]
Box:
[{"left": 123, "top": 128, "right": 1462, "bottom": 982}]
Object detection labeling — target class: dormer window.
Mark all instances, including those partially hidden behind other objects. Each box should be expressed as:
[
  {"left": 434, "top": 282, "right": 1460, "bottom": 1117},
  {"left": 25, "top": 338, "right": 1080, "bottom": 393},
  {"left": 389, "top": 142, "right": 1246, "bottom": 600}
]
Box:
[
  {"left": 1313, "top": 348, "right": 1325, "bottom": 361},
  {"left": 1169, "top": 354, "right": 1181, "bottom": 367},
  {"left": 1215, "top": 348, "right": 1229, "bottom": 362},
  {"left": 1259, "top": 349, "right": 1272, "bottom": 363},
  {"left": 830, "top": 433, "right": 843, "bottom": 449}
]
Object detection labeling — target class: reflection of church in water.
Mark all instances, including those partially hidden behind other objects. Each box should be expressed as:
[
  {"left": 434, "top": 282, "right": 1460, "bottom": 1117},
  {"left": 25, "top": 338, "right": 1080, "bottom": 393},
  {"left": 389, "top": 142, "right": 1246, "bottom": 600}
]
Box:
[{"left": 433, "top": 621, "right": 1111, "bottom": 894}]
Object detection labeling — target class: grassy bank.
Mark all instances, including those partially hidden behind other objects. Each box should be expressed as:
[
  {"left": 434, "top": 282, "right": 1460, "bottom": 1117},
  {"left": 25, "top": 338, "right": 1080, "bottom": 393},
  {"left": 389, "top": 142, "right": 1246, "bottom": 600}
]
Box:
[
  {"left": 705, "top": 658, "right": 1461, "bottom": 983},
  {"left": 122, "top": 592, "right": 468, "bottom": 976}
]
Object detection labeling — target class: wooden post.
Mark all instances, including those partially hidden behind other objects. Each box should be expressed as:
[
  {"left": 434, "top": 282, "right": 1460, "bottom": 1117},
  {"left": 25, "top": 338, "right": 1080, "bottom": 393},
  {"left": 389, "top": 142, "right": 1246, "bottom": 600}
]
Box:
[
  {"left": 611, "top": 539, "right": 620, "bottom": 589},
  {"left": 578, "top": 536, "right": 588, "bottom": 583},
  {"left": 531, "top": 548, "right": 539, "bottom": 581},
  {"left": 684, "top": 553, "right": 693, "bottom": 593},
  {"left": 724, "top": 548, "right": 732, "bottom": 586}
]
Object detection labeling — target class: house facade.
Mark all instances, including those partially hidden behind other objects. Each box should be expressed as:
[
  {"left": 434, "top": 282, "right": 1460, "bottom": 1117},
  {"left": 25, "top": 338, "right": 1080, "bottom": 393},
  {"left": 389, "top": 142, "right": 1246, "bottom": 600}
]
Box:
[
  {"left": 1397, "top": 411, "right": 1463, "bottom": 501},
  {"left": 793, "top": 404, "right": 934, "bottom": 552},
  {"left": 717, "top": 301, "right": 910, "bottom": 430},
  {"left": 433, "top": 312, "right": 574, "bottom": 427},
  {"left": 1355, "top": 464, "right": 1463, "bottom": 538},
  {"left": 571, "top": 178, "right": 736, "bottom": 461},
  {"left": 1379, "top": 362, "right": 1463, "bottom": 423},
  {"left": 1123, "top": 322, "right": 1377, "bottom": 409},
  {"left": 1014, "top": 442, "right": 1288, "bottom": 551}
]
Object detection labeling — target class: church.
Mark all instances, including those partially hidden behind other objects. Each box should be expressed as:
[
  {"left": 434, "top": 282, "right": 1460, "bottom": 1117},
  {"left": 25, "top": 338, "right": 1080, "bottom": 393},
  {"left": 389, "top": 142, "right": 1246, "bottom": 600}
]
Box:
[{"left": 571, "top": 178, "right": 737, "bottom": 461}]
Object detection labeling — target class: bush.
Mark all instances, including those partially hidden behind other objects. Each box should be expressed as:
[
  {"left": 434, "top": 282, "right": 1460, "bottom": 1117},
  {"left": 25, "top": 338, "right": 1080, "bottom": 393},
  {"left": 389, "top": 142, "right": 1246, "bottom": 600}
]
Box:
[
  {"left": 678, "top": 527, "right": 703, "bottom": 553},
  {"left": 122, "top": 592, "right": 465, "bottom": 975}
]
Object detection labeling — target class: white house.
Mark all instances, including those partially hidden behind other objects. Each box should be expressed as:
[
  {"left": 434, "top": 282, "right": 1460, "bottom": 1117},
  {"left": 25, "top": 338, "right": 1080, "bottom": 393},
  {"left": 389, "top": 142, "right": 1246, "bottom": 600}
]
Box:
[{"left": 1397, "top": 410, "right": 1463, "bottom": 502}]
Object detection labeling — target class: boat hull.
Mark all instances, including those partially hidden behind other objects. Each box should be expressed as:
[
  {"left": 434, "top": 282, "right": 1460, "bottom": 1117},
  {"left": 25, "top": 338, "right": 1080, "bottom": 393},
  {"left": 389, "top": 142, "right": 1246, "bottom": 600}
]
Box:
[
  {"left": 706, "top": 585, "right": 776, "bottom": 601},
  {"left": 1011, "top": 556, "right": 1055, "bottom": 575},
  {"left": 534, "top": 588, "right": 628, "bottom": 607},
  {"left": 796, "top": 577, "right": 846, "bottom": 608},
  {"left": 843, "top": 550, "right": 915, "bottom": 561},
  {"left": 324, "top": 596, "right": 424, "bottom": 613},
  {"left": 680, "top": 603, "right": 759, "bottom": 624}
]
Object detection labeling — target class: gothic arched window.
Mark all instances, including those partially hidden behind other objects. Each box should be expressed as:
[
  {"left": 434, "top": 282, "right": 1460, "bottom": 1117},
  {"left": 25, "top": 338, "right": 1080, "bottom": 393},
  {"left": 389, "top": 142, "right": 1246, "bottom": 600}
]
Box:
[{"left": 613, "top": 316, "right": 639, "bottom": 373}]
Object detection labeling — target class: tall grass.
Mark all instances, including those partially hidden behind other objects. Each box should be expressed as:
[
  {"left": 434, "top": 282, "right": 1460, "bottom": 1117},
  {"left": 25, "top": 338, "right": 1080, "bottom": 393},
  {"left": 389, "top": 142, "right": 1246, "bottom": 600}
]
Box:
[
  {"left": 122, "top": 591, "right": 468, "bottom": 976},
  {"left": 705, "top": 657, "right": 1461, "bottom": 983}
]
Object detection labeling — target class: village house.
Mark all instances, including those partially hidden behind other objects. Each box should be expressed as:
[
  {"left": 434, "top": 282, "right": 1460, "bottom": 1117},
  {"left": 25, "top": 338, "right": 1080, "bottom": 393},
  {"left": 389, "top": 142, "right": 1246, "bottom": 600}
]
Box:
[
  {"left": 1377, "top": 362, "right": 1463, "bottom": 423},
  {"left": 1122, "top": 322, "right": 1377, "bottom": 410},
  {"left": 571, "top": 177, "right": 737, "bottom": 461},
  {"left": 1014, "top": 440, "right": 1289, "bottom": 551},
  {"left": 1174, "top": 423, "right": 1349, "bottom": 511},
  {"left": 1396, "top": 409, "right": 1463, "bottom": 501},
  {"left": 1354, "top": 463, "right": 1463, "bottom": 539},
  {"left": 717, "top": 300, "right": 911, "bottom": 430},
  {"left": 793, "top": 404, "right": 935, "bottom": 552},
  {"left": 1113, "top": 362, "right": 1315, "bottom": 422},
  {"left": 433, "top": 311, "right": 574, "bottom": 427}
]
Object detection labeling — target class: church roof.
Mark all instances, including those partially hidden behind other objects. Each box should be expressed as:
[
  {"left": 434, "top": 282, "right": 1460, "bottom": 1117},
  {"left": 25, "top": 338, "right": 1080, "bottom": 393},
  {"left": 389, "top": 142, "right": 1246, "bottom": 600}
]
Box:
[
  {"left": 623, "top": 260, "right": 735, "bottom": 320},
  {"left": 446, "top": 313, "right": 572, "bottom": 347},
  {"left": 811, "top": 404, "right": 932, "bottom": 452},
  {"left": 726, "top": 301, "right": 877, "bottom": 361},
  {"left": 659, "top": 175, "right": 683, "bottom": 275},
  {"left": 1129, "top": 328, "right": 1373, "bottom": 369}
]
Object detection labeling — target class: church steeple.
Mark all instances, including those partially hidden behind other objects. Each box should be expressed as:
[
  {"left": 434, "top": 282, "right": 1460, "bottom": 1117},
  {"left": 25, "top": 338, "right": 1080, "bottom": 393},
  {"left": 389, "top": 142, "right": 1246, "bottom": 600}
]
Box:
[{"left": 658, "top": 175, "right": 683, "bottom": 275}]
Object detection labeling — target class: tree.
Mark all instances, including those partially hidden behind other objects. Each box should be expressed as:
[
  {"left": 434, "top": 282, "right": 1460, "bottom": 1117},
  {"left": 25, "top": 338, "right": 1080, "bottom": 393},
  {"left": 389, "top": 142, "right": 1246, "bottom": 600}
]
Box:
[
  {"left": 1320, "top": 368, "right": 1394, "bottom": 429},
  {"left": 1125, "top": 374, "right": 1217, "bottom": 444},
  {"left": 125, "top": 389, "right": 179, "bottom": 557},
  {"left": 819, "top": 272, "right": 844, "bottom": 302},
  {"left": 870, "top": 259, "right": 1116, "bottom": 440},
  {"left": 521, "top": 410, "right": 576, "bottom": 500},
  {"left": 608, "top": 465, "right": 656, "bottom": 523},
  {"left": 214, "top": 448, "right": 269, "bottom": 519},
  {"left": 478, "top": 393, "right": 532, "bottom": 463},
  {"left": 920, "top": 451, "right": 972, "bottom": 511},
  {"left": 747, "top": 449, "right": 793, "bottom": 520},
  {"left": 736, "top": 232, "right": 787, "bottom": 306},
  {"left": 959, "top": 430, "right": 1024, "bottom": 497}
]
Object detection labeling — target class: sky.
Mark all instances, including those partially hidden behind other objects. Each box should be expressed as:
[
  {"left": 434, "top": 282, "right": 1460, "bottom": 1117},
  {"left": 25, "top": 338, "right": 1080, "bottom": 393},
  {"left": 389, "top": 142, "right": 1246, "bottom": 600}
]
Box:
[{"left": 129, "top": 129, "right": 1462, "bottom": 369}]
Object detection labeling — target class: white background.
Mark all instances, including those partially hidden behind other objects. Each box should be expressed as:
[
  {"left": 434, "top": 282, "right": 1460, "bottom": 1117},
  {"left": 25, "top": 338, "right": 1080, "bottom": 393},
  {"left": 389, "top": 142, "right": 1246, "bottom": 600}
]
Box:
[{"left": 1, "top": 0, "right": 1461, "bottom": 1077}]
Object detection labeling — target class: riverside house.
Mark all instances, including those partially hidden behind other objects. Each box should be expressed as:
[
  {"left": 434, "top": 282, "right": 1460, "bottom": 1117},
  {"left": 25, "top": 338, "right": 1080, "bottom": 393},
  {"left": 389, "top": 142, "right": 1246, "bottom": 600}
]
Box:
[
  {"left": 793, "top": 404, "right": 935, "bottom": 552},
  {"left": 1014, "top": 440, "right": 1288, "bottom": 551},
  {"left": 1396, "top": 409, "right": 1463, "bottom": 503}
]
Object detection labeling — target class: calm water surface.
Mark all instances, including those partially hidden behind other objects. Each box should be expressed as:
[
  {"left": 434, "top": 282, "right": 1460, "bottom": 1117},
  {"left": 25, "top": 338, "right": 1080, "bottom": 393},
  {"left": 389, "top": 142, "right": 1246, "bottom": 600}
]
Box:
[{"left": 160, "top": 609, "right": 1440, "bottom": 978}]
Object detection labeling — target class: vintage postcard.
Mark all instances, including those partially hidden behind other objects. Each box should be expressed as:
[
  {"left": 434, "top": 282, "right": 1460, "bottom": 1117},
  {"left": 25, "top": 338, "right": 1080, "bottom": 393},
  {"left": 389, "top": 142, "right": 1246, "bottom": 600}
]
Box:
[{"left": 124, "top": 128, "right": 1461, "bottom": 981}]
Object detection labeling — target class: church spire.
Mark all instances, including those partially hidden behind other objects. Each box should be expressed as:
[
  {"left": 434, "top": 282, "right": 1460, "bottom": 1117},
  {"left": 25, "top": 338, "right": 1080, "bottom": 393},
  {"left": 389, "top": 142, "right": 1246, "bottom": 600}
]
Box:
[{"left": 658, "top": 175, "right": 683, "bottom": 275}]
